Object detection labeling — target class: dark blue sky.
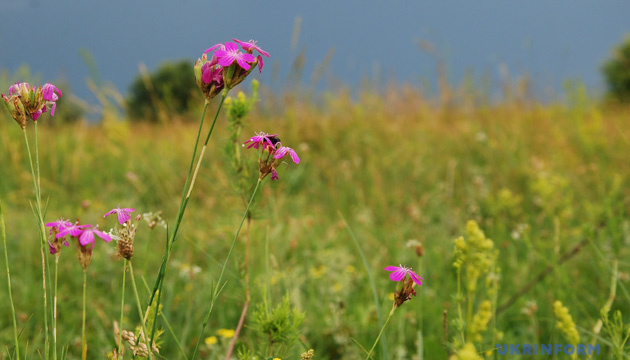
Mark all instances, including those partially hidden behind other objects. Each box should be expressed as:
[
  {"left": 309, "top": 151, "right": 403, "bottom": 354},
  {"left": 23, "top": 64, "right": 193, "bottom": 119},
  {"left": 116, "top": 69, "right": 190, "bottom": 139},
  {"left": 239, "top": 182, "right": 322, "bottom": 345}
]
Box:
[{"left": 1, "top": 0, "right": 628, "bottom": 101}]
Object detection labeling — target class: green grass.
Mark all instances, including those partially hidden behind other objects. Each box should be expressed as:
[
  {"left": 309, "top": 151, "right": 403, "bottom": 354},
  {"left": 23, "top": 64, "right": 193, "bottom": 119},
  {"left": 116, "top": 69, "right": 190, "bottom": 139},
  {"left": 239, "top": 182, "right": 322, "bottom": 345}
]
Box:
[{"left": 0, "top": 84, "right": 629, "bottom": 359}]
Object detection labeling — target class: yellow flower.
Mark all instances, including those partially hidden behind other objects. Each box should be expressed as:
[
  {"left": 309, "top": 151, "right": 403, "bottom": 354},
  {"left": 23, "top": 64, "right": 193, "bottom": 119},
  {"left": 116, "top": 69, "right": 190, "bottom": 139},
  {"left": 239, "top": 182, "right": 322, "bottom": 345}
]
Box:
[
  {"left": 449, "top": 343, "right": 483, "bottom": 360},
  {"left": 388, "top": 292, "right": 395, "bottom": 301},
  {"left": 204, "top": 336, "right": 217, "bottom": 345},
  {"left": 216, "top": 328, "right": 236, "bottom": 338},
  {"left": 310, "top": 265, "right": 327, "bottom": 279},
  {"left": 345, "top": 265, "right": 356, "bottom": 273},
  {"left": 333, "top": 282, "right": 343, "bottom": 293}
]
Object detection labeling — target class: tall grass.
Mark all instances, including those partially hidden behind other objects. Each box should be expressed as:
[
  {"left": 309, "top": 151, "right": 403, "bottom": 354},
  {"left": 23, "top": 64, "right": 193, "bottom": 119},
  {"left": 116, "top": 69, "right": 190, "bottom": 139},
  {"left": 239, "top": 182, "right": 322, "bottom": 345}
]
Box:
[{"left": 0, "top": 80, "right": 629, "bottom": 359}]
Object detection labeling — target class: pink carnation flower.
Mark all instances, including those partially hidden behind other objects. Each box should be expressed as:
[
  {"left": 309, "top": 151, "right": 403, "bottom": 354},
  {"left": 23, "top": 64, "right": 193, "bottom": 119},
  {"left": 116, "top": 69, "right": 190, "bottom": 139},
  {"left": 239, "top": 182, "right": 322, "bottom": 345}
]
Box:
[
  {"left": 104, "top": 205, "right": 136, "bottom": 225},
  {"left": 384, "top": 265, "right": 423, "bottom": 286},
  {"left": 273, "top": 146, "right": 300, "bottom": 164},
  {"left": 45, "top": 218, "right": 73, "bottom": 235},
  {"left": 232, "top": 38, "right": 270, "bottom": 57},
  {"left": 243, "top": 131, "right": 278, "bottom": 151},
  {"left": 77, "top": 225, "right": 111, "bottom": 246},
  {"left": 56, "top": 223, "right": 90, "bottom": 238},
  {"left": 214, "top": 41, "right": 256, "bottom": 71}
]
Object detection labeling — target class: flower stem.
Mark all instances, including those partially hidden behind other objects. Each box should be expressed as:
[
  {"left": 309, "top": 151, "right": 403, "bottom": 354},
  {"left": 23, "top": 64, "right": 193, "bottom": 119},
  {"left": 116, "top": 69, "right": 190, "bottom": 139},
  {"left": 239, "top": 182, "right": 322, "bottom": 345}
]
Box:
[
  {"left": 119, "top": 259, "right": 127, "bottom": 357},
  {"left": 129, "top": 262, "right": 154, "bottom": 360},
  {"left": 365, "top": 304, "right": 396, "bottom": 360},
  {"left": 456, "top": 268, "right": 465, "bottom": 344},
  {"left": 340, "top": 212, "right": 389, "bottom": 360},
  {"left": 147, "top": 90, "right": 229, "bottom": 350},
  {"left": 53, "top": 254, "right": 59, "bottom": 360},
  {"left": 190, "top": 178, "right": 262, "bottom": 360},
  {"left": 225, "top": 217, "right": 252, "bottom": 360},
  {"left": 0, "top": 202, "right": 20, "bottom": 359},
  {"left": 81, "top": 269, "right": 88, "bottom": 360},
  {"left": 22, "top": 128, "right": 50, "bottom": 358}
]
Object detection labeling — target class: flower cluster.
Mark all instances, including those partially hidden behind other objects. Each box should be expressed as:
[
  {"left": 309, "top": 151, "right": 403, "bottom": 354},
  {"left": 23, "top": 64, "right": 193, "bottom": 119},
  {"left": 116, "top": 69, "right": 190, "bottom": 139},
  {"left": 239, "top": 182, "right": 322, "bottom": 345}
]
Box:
[
  {"left": 194, "top": 38, "right": 269, "bottom": 99},
  {"left": 385, "top": 265, "right": 423, "bottom": 307},
  {"left": 46, "top": 218, "right": 111, "bottom": 270},
  {"left": 2, "top": 82, "right": 61, "bottom": 128},
  {"left": 104, "top": 205, "right": 137, "bottom": 260},
  {"left": 243, "top": 131, "right": 300, "bottom": 181},
  {"left": 553, "top": 300, "right": 581, "bottom": 346},
  {"left": 44, "top": 206, "right": 136, "bottom": 268}
]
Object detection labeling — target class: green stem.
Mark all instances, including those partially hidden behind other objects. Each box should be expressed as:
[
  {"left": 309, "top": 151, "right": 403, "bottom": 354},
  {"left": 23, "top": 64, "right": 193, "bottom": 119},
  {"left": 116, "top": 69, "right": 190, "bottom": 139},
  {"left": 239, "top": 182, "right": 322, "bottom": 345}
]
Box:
[
  {"left": 22, "top": 128, "right": 50, "bottom": 359},
  {"left": 190, "top": 178, "right": 262, "bottom": 360},
  {"left": 366, "top": 304, "right": 396, "bottom": 360},
  {"left": 53, "top": 255, "right": 59, "bottom": 360},
  {"left": 119, "top": 259, "right": 127, "bottom": 357},
  {"left": 147, "top": 90, "right": 229, "bottom": 350},
  {"left": 339, "top": 212, "right": 389, "bottom": 360},
  {"left": 456, "top": 268, "right": 465, "bottom": 345},
  {"left": 81, "top": 270, "right": 88, "bottom": 360},
  {"left": 0, "top": 202, "right": 20, "bottom": 359},
  {"left": 129, "top": 262, "right": 154, "bottom": 360},
  {"left": 35, "top": 123, "right": 56, "bottom": 360}
]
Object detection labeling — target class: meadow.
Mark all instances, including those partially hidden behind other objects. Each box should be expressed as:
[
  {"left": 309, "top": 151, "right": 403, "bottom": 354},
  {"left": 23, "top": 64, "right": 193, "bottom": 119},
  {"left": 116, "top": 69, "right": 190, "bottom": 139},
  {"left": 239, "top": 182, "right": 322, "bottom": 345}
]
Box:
[{"left": 0, "top": 69, "right": 629, "bottom": 359}]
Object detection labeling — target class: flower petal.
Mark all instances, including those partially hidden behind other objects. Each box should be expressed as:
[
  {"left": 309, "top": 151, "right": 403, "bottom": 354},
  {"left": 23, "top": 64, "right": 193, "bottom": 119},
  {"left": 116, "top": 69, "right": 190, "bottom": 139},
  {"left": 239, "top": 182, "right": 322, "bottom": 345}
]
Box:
[
  {"left": 408, "top": 271, "right": 423, "bottom": 286},
  {"left": 79, "top": 230, "right": 95, "bottom": 246},
  {"left": 236, "top": 57, "right": 251, "bottom": 71},
  {"left": 204, "top": 43, "right": 223, "bottom": 54},
  {"left": 289, "top": 149, "right": 300, "bottom": 164},
  {"left": 94, "top": 229, "right": 112, "bottom": 242},
  {"left": 389, "top": 268, "right": 407, "bottom": 282},
  {"left": 117, "top": 211, "right": 130, "bottom": 224}
]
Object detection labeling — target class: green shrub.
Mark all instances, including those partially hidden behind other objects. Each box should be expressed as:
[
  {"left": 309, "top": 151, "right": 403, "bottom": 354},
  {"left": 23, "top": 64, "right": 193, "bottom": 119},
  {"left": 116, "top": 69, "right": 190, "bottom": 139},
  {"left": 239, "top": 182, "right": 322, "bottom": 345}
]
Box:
[{"left": 602, "top": 36, "right": 630, "bottom": 102}]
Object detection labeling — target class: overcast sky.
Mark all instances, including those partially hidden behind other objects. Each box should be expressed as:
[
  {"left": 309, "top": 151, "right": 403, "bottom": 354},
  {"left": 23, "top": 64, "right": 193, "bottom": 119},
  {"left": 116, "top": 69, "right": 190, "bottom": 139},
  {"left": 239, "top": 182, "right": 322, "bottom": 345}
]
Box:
[{"left": 1, "top": 0, "right": 628, "bottom": 101}]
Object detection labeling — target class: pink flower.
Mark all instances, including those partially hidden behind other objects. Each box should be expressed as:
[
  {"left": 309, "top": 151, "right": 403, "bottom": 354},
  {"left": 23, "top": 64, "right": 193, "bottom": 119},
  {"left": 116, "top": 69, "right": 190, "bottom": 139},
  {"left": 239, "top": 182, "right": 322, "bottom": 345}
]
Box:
[
  {"left": 256, "top": 55, "right": 264, "bottom": 73},
  {"left": 56, "top": 222, "right": 90, "bottom": 238},
  {"left": 214, "top": 41, "right": 256, "bottom": 71},
  {"left": 204, "top": 43, "right": 224, "bottom": 54},
  {"left": 78, "top": 225, "right": 111, "bottom": 246},
  {"left": 41, "top": 83, "right": 61, "bottom": 116},
  {"left": 243, "top": 131, "right": 279, "bottom": 151},
  {"left": 271, "top": 168, "right": 279, "bottom": 181},
  {"left": 48, "top": 241, "right": 59, "bottom": 255},
  {"left": 232, "top": 38, "right": 270, "bottom": 57},
  {"left": 8, "top": 82, "right": 25, "bottom": 96},
  {"left": 45, "top": 218, "right": 73, "bottom": 235},
  {"left": 42, "top": 83, "right": 61, "bottom": 102},
  {"left": 384, "top": 265, "right": 423, "bottom": 286},
  {"left": 104, "top": 205, "right": 136, "bottom": 225},
  {"left": 201, "top": 62, "right": 223, "bottom": 85},
  {"left": 273, "top": 146, "right": 300, "bottom": 164}
]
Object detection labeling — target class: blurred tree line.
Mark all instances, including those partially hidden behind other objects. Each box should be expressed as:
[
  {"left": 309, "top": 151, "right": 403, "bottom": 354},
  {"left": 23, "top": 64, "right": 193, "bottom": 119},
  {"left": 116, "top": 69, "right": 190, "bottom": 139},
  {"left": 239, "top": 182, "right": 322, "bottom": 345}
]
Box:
[
  {"left": 4, "top": 36, "right": 630, "bottom": 126},
  {"left": 126, "top": 60, "right": 202, "bottom": 122},
  {"left": 602, "top": 36, "right": 630, "bottom": 103}
]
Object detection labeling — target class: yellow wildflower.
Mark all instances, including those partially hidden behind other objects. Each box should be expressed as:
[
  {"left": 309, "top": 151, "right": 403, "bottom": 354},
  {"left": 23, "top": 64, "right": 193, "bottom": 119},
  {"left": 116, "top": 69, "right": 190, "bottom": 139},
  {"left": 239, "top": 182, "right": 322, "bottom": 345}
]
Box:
[
  {"left": 204, "top": 336, "right": 217, "bottom": 345},
  {"left": 216, "top": 328, "right": 236, "bottom": 338}
]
